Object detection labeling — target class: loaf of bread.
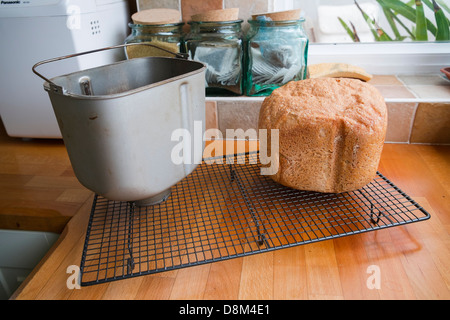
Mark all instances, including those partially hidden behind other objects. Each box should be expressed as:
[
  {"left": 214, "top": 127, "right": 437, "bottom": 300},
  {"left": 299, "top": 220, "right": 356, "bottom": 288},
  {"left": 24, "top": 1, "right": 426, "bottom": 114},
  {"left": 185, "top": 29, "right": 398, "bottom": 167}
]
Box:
[{"left": 258, "top": 77, "right": 387, "bottom": 193}]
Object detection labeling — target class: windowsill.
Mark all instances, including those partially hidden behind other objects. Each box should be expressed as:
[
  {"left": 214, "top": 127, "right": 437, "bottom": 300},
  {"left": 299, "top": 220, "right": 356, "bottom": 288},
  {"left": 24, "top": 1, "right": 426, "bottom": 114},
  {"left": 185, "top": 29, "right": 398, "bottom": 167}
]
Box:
[{"left": 307, "top": 42, "right": 450, "bottom": 76}]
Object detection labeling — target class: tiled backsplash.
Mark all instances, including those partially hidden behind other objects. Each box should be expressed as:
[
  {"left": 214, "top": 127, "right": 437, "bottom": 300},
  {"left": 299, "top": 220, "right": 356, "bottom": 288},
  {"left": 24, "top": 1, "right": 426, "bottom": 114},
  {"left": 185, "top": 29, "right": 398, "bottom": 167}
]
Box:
[
  {"left": 206, "top": 75, "right": 450, "bottom": 145},
  {"left": 410, "top": 103, "right": 450, "bottom": 144},
  {"left": 137, "top": 0, "right": 271, "bottom": 22},
  {"left": 134, "top": 2, "right": 450, "bottom": 145}
]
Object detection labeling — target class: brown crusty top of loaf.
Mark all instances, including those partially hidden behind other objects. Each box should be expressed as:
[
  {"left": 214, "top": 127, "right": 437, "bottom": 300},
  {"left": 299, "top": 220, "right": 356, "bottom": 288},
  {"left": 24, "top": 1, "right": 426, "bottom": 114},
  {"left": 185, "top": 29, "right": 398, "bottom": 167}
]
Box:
[
  {"left": 258, "top": 77, "right": 387, "bottom": 193},
  {"left": 259, "top": 78, "right": 386, "bottom": 133}
]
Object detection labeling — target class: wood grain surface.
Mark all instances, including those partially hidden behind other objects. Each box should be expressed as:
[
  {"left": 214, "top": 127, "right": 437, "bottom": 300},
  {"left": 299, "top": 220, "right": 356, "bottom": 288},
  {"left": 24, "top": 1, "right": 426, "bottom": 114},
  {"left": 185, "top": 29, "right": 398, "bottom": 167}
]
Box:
[{"left": 1, "top": 122, "right": 448, "bottom": 300}]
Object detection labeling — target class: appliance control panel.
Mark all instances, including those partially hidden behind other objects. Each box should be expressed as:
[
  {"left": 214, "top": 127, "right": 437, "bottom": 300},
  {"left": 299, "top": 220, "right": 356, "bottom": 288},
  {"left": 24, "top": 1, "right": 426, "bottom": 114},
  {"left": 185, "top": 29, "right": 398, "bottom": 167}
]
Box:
[{"left": 0, "top": 0, "right": 60, "bottom": 7}]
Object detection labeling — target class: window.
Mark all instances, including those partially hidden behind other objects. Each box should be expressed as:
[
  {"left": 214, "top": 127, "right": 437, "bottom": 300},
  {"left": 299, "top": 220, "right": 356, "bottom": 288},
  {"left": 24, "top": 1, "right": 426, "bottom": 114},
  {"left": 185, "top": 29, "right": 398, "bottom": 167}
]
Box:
[{"left": 274, "top": 0, "right": 450, "bottom": 75}]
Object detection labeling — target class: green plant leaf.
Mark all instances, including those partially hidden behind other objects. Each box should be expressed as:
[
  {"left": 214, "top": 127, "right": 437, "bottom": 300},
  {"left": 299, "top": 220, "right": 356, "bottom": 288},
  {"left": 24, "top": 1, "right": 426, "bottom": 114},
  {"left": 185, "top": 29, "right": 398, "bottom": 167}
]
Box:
[
  {"left": 376, "top": 21, "right": 394, "bottom": 41},
  {"left": 435, "top": 0, "right": 450, "bottom": 14},
  {"left": 355, "top": 0, "right": 393, "bottom": 41},
  {"left": 350, "top": 22, "right": 362, "bottom": 42},
  {"left": 422, "top": 0, "right": 435, "bottom": 11},
  {"left": 354, "top": 0, "right": 381, "bottom": 40},
  {"left": 391, "top": 9, "right": 417, "bottom": 39},
  {"left": 415, "top": 0, "right": 428, "bottom": 40},
  {"left": 433, "top": 0, "right": 450, "bottom": 40},
  {"left": 382, "top": 6, "right": 402, "bottom": 40},
  {"left": 379, "top": 0, "right": 437, "bottom": 36},
  {"left": 423, "top": 0, "right": 450, "bottom": 24},
  {"left": 338, "top": 17, "right": 360, "bottom": 42},
  {"left": 378, "top": 0, "right": 416, "bottom": 40}
]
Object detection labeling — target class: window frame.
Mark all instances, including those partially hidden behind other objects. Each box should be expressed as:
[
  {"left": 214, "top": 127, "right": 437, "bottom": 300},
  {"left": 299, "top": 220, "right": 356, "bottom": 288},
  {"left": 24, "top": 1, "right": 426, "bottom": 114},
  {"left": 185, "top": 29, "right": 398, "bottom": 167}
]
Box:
[{"left": 308, "top": 41, "right": 450, "bottom": 75}]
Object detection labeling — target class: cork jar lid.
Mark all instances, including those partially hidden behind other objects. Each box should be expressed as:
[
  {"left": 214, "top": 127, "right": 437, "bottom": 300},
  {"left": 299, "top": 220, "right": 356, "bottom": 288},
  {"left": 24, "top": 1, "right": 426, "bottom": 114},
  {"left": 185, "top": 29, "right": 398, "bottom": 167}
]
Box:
[
  {"left": 191, "top": 8, "right": 239, "bottom": 22},
  {"left": 251, "top": 9, "right": 301, "bottom": 21},
  {"left": 132, "top": 8, "right": 182, "bottom": 25}
]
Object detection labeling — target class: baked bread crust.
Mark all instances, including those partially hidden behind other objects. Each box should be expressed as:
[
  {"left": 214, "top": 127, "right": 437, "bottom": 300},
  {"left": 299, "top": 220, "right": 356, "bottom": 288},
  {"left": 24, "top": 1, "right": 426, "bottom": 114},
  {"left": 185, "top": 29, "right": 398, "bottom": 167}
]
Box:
[{"left": 258, "top": 77, "right": 387, "bottom": 193}]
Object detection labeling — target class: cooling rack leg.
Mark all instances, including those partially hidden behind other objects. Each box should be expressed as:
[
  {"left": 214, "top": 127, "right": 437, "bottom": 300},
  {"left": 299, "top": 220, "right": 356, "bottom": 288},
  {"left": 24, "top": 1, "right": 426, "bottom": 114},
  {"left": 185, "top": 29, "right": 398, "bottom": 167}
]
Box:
[
  {"left": 256, "top": 225, "right": 266, "bottom": 246},
  {"left": 230, "top": 162, "right": 266, "bottom": 247},
  {"left": 229, "top": 164, "right": 235, "bottom": 182},
  {"left": 356, "top": 189, "right": 386, "bottom": 225},
  {"left": 127, "top": 201, "right": 136, "bottom": 274},
  {"left": 369, "top": 204, "right": 382, "bottom": 224}
]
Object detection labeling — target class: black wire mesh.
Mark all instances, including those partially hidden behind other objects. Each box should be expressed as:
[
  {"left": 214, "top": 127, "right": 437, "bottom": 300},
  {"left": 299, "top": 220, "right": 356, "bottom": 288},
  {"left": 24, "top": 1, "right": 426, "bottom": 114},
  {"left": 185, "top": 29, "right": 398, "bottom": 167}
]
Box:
[{"left": 79, "top": 151, "right": 430, "bottom": 286}]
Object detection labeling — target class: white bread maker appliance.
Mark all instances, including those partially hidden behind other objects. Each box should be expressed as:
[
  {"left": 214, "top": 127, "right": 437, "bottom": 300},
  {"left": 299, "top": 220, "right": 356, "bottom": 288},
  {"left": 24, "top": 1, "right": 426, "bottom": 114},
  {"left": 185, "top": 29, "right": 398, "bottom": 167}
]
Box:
[{"left": 0, "top": 0, "right": 130, "bottom": 138}]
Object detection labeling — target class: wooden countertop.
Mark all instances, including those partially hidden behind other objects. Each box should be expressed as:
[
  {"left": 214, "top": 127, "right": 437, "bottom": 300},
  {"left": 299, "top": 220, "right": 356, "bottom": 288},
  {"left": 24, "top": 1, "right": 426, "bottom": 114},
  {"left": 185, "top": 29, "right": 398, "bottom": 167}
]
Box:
[{"left": 2, "top": 123, "right": 449, "bottom": 300}]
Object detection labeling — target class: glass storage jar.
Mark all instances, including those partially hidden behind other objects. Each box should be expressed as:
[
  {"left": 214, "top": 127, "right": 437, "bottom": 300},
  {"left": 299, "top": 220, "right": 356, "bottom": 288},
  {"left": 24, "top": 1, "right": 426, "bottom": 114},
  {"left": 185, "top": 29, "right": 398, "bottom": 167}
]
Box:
[
  {"left": 245, "top": 17, "right": 309, "bottom": 96},
  {"left": 124, "top": 22, "right": 185, "bottom": 59},
  {"left": 185, "top": 20, "right": 244, "bottom": 95}
]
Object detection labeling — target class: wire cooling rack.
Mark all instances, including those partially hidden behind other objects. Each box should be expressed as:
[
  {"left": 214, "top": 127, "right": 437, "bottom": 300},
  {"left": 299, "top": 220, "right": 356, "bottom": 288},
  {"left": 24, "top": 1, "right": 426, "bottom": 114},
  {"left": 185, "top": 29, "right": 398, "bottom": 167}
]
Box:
[{"left": 79, "top": 151, "right": 430, "bottom": 286}]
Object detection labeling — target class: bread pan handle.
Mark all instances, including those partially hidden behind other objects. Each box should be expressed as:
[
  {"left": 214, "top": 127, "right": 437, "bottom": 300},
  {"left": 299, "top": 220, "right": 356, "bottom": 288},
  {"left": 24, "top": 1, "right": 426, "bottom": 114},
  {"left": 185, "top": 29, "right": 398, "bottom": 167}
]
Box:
[{"left": 32, "top": 43, "right": 189, "bottom": 94}]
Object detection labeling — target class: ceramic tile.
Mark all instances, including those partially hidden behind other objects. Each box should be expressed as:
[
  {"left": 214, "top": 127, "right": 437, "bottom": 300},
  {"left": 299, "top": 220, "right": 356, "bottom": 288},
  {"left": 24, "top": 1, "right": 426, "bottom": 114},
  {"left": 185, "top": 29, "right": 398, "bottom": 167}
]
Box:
[
  {"left": 225, "top": 0, "right": 270, "bottom": 19},
  {"left": 181, "top": 0, "right": 223, "bottom": 22},
  {"left": 136, "top": 0, "right": 180, "bottom": 11},
  {"left": 217, "top": 100, "right": 263, "bottom": 138},
  {"left": 385, "top": 103, "right": 417, "bottom": 143},
  {"left": 216, "top": 100, "right": 424, "bottom": 143},
  {"left": 397, "top": 74, "right": 450, "bottom": 86},
  {"left": 369, "top": 75, "right": 416, "bottom": 99},
  {"left": 205, "top": 101, "right": 218, "bottom": 131},
  {"left": 374, "top": 85, "right": 416, "bottom": 99},
  {"left": 397, "top": 74, "right": 450, "bottom": 100},
  {"left": 407, "top": 85, "right": 450, "bottom": 100},
  {"left": 410, "top": 103, "right": 450, "bottom": 144},
  {"left": 225, "top": 0, "right": 270, "bottom": 31},
  {"left": 369, "top": 75, "right": 404, "bottom": 86}
]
